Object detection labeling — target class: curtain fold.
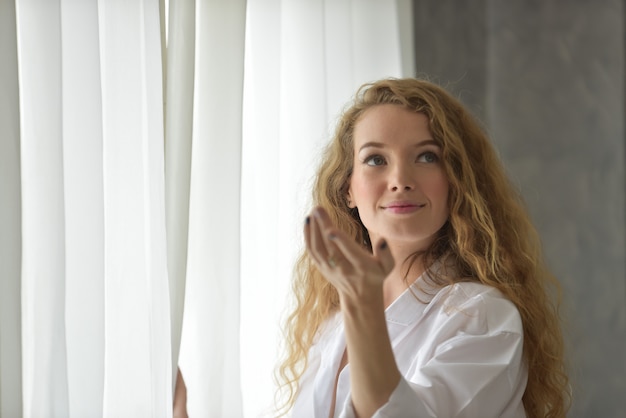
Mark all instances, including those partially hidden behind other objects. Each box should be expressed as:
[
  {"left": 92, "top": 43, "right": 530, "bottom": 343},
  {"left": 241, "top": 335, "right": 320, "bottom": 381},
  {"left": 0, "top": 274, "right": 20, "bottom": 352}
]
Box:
[
  {"left": 163, "top": 0, "right": 195, "bottom": 392},
  {"left": 60, "top": 0, "right": 104, "bottom": 415},
  {"left": 15, "top": 1, "right": 69, "bottom": 415},
  {"left": 0, "top": 0, "right": 23, "bottom": 416},
  {"left": 97, "top": 0, "right": 171, "bottom": 415},
  {"left": 177, "top": 1, "right": 247, "bottom": 416}
]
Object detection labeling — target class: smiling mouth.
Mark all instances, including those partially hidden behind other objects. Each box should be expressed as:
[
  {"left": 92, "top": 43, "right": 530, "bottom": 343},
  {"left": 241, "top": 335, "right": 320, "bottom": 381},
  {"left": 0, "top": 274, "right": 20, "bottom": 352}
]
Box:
[
  {"left": 382, "top": 203, "right": 425, "bottom": 213},
  {"left": 385, "top": 204, "right": 422, "bottom": 208}
]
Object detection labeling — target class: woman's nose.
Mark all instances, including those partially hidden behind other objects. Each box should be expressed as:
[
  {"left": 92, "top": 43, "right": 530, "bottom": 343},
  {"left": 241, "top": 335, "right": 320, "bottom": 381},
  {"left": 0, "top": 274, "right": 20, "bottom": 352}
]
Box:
[{"left": 389, "top": 164, "right": 415, "bottom": 191}]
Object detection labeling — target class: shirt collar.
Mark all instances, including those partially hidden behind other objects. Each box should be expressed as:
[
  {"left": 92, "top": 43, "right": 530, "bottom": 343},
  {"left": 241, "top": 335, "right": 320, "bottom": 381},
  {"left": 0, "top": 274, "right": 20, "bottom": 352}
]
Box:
[{"left": 384, "top": 261, "right": 451, "bottom": 326}]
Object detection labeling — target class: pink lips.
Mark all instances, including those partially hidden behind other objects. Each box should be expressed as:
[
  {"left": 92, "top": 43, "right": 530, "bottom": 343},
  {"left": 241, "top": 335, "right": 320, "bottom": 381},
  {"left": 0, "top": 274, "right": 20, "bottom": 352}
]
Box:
[{"left": 382, "top": 201, "right": 424, "bottom": 214}]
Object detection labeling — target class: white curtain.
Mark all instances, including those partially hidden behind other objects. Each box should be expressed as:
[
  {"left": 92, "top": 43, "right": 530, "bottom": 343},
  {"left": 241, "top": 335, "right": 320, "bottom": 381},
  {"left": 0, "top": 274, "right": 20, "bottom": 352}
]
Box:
[
  {"left": 169, "top": 0, "right": 248, "bottom": 416},
  {"left": 2, "top": 0, "right": 172, "bottom": 416},
  {"left": 0, "top": 0, "right": 413, "bottom": 416}
]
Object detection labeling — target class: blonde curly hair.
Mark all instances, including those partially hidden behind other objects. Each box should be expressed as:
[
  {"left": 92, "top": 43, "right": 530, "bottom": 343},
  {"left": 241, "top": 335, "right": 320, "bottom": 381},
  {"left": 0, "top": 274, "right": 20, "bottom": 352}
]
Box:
[{"left": 276, "top": 78, "right": 570, "bottom": 417}]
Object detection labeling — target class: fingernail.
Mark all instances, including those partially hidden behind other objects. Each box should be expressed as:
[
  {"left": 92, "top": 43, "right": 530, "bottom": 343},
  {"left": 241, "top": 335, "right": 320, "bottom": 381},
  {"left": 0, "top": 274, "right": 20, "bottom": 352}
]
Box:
[
  {"left": 305, "top": 216, "right": 310, "bottom": 225},
  {"left": 328, "top": 233, "right": 337, "bottom": 240},
  {"left": 380, "top": 240, "right": 388, "bottom": 250}
]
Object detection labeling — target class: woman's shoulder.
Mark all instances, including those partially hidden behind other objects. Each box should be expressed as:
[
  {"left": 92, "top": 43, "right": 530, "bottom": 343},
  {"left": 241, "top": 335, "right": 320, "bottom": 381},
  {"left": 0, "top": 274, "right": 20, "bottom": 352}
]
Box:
[
  {"left": 426, "top": 281, "right": 523, "bottom": 333},
  {"left": 431, "top": 280, "right": 512, "bottom": 305},
  {"left": 422, "top": 261, "right": 515, "bottom": 309}
]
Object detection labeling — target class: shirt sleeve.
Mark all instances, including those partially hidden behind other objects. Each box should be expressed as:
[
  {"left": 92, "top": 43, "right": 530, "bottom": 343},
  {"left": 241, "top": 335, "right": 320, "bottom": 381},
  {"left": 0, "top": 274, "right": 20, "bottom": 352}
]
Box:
[
  {"left": 338, "top": 378, "right": 432, "bottom": 418},
  {"left": 338, "top": 289, "right": 527, "bottom": 418}
]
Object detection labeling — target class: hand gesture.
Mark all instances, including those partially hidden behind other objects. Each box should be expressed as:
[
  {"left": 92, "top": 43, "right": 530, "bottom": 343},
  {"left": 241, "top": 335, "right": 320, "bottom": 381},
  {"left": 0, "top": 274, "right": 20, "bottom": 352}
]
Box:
[{"left": 304, "top": 207, "right": 395, "bottom": 302}]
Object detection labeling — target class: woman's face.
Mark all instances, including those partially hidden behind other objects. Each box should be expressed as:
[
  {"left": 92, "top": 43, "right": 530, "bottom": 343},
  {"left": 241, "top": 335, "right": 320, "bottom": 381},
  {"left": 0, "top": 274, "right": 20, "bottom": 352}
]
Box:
[{"left": 347, "top": 104, "right": 449, "bottom": 251}]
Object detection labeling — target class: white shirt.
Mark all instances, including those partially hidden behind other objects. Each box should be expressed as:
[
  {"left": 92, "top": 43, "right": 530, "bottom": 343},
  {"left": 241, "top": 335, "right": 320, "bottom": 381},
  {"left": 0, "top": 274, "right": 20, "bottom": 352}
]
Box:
[{"left": 291, "top": 278, "right": 528, "bottom": 418}]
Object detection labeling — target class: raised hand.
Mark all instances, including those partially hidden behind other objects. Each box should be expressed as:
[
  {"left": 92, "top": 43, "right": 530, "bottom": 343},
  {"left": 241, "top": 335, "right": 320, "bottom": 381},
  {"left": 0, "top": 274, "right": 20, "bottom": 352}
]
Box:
[
  {"left": 304, "top": 206, "right": 395, "bottom": 302},
  {"left": 305, "top": 206, "right": 402, "bottom": 416}
]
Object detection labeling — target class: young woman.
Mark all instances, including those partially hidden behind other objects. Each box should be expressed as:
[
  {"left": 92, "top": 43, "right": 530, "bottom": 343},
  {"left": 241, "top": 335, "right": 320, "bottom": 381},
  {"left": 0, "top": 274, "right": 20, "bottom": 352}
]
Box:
[{"left": 277, "top": 78, "right": 570, "bottom": 417}]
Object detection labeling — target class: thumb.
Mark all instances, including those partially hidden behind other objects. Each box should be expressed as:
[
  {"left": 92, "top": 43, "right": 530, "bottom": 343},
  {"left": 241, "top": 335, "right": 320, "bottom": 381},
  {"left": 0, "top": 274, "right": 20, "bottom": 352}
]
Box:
[{"left": 374, "top": 239, "right": 395, "bottom": 276}]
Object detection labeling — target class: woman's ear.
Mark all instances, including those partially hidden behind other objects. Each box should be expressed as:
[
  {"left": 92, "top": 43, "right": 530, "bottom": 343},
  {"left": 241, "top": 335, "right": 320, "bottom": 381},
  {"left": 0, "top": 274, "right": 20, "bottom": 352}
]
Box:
[{"left": 346, "top": 188, "right": 356, "bottom": 208}]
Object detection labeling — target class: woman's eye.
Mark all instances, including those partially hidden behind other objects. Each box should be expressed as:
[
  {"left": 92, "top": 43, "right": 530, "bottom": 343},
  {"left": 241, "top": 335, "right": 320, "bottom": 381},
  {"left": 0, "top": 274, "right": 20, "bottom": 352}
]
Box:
[
  {"left": 417, "top": 151, "right": 439, "bottom": 163},
  {"left": 365, "top": 155, "right": 386, "bottom": 166}
]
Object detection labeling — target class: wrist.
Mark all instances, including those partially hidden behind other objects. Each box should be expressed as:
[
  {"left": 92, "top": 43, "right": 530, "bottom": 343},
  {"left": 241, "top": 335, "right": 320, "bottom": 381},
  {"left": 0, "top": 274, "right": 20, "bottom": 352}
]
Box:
[
  {"left": 339, "top": 285, "right": 384, "bottom": 313},
  {"left": 339, "top": 287, "right": 386, "bottom": 325}
]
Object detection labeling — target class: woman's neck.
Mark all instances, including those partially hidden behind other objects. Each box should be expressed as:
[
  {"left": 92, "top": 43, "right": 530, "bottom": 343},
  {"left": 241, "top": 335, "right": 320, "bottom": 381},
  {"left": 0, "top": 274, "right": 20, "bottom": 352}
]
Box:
[{"left": 381, "top": 244, "right": 426, "bottom": 308}]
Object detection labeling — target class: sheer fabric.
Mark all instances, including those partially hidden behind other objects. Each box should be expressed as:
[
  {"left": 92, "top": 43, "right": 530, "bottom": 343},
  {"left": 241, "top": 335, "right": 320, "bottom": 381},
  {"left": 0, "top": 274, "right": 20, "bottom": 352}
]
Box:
[
  {"left": 0, "top": 0, "right": 413, "bottom": 416},
  {"left": 4, "top": 0, "right": 172, "bottom": 415},
  {"left": 172, "top": 0, "right": 247, "bottom": 416}
]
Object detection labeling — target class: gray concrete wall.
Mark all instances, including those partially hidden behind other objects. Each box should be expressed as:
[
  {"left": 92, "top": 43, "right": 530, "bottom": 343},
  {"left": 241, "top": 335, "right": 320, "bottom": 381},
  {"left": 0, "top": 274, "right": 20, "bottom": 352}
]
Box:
[{"left": 413, "top": 1, "right": 626, "bottom": 416}]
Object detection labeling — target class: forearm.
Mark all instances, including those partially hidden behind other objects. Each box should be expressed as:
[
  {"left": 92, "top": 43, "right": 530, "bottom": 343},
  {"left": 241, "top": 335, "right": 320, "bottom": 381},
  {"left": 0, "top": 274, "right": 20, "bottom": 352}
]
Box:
[{"left": 341, "top": 291, "right": 401, "bottom": 418}]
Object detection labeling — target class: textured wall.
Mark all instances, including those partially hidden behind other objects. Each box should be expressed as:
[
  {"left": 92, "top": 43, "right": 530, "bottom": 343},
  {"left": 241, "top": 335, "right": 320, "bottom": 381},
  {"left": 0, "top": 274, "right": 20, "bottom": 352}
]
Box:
[{"left": 413, "top": 1, "right": 626, "bottom": 416}]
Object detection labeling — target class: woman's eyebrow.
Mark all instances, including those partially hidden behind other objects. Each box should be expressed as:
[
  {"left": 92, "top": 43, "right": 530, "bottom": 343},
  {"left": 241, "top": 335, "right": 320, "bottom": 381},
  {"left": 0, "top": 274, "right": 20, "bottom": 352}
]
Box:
[{"left": 358, "top": 139, "right": 438, "bottom": 152}]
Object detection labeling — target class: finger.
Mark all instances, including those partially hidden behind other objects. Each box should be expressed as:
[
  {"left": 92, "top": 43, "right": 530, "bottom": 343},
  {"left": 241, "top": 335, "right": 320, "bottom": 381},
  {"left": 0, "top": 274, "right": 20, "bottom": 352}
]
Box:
[
  {"left": 373, "top": 238, "right": 395, "bottom": 276},
  {"left": 307, "top": 211, "right": 331, "bottom": 266},
  {"left": 312, "top": 206, "right": 353, "bottom": 253},
  {"left": 325, "top": 227, "right": 373, "bottom": 269},
  {"left": 313, "top": 207, "right": 378, "bottom": 269},
  {"left": 304, "top": 215, "right": 315, "bottom": 260},
  {"left": 305, "top": 214, "right": 340, "bottom": 276},
  {"left": 311, "top": 206, "right": 335, "bottom": 234},
  {"left": 311, "top": 207, "right": 341, "bottom": 264}
]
